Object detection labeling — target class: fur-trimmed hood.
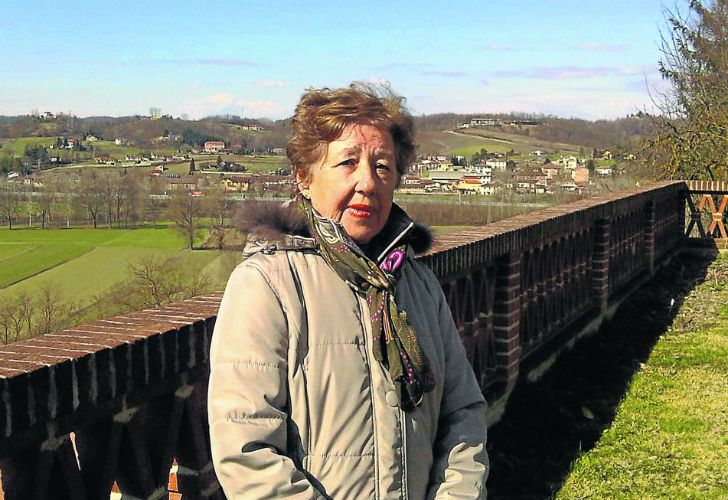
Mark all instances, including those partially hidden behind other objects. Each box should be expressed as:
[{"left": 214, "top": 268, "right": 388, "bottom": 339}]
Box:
[{"left": 236, "top": 200, "right": 432, "bottom": 260}]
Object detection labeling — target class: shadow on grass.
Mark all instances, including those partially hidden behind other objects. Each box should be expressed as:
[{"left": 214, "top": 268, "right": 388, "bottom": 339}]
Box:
[{"left": 486, "top": 251, "right": 717, "bottom": 499}]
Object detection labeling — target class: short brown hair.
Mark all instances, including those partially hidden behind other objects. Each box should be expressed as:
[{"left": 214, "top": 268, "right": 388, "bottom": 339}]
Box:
[{"left": 287, "top": 83, "right": 416, "bottom": 186}]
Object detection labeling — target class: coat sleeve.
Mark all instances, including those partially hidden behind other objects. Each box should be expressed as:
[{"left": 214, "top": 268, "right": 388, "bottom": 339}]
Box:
[
  {"left": 208, "top": 262, "right": 328, "bottom": 499},
  {"left": 427, "top": 280, "right": 490, "bottom": 499}
]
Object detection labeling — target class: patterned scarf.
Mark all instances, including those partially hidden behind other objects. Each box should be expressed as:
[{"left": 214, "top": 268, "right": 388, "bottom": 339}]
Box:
[{"left": 301, "top": 199, "right": 435, "bottom": 411}]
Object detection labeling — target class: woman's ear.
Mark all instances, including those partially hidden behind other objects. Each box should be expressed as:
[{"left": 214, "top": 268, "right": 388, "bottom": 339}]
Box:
[{"left": 295, "top": 167, "right": 311, "bottom": 199}]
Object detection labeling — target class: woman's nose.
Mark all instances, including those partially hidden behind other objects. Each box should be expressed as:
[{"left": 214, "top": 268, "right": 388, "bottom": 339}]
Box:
[{"left": 354, "top": 162, "right": 376, "bottom": 195}]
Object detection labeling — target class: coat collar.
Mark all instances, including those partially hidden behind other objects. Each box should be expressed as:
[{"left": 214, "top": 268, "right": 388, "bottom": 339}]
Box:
[{"left": 237, "top": 200, "right": 432, "bottom": 261}]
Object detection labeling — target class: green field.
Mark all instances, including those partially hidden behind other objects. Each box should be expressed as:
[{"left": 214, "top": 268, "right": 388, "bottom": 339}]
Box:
[
  {"left": 416, "top": 129, "right": 584, "bottom": 160},
  {"left": 417, "top": 131, "right": 516, "bottom": 156},
  {"left": 0, "top": 228, "right": 240, "bottom": 321},
  {"left": 89, "top": 140, "right": 179, "bottom": 159},
  {"left": 0, "top": 136, "right": 57, "bottom": 154}
]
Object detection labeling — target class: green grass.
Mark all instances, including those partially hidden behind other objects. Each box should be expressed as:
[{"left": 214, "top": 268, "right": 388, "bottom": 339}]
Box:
[
  {"left": 90, "top": 140, "right": 179, "bottom": 159},
  {"left": 558, "top": 255, "right": 728, "bottom": 499},
  {"left": 0, "top": 137, "right": 57, "bottom": 154},
  {"left": 0, "top": 226, "right": 241, "bottom": 331},
  {"left": 0, "top": 242, "right": 94, "bottom": 287},
  {"left": 418, "top": 131, "right": 516, "bottom": 157},
  {"left": 0, "top": 227, "right": 188, "bottom": 288}
]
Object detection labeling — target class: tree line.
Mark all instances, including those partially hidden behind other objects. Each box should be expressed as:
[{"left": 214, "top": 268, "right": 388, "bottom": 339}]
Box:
[{"left": 0, "top": 169, "right": 241, "bottom": 250}]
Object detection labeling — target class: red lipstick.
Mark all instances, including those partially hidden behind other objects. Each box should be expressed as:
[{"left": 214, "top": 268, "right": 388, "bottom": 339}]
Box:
[{"left": 348, "top": 204, "right": 375, "bottom": 218}]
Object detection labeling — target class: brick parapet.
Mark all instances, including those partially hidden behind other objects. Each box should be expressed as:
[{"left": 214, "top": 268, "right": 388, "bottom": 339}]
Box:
[
  {"left": 422, "top": 181, "right": 686, "bottom": 280},
  {"left": 0, "top": 294, "right": 221, "bottom": 455},
  {"left": 0, "top": 182, "right": 691, "bottom": 499}
]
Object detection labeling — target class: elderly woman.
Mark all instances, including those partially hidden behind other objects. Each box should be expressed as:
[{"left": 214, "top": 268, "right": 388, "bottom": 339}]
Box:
[{"left": 208, "top": 84, "right": 488, "bottom": 499}]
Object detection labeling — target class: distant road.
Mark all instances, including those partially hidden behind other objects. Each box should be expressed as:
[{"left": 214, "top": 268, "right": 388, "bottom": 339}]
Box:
[{"left": 445, "top": 129, "right": 516, "bottom": 145}]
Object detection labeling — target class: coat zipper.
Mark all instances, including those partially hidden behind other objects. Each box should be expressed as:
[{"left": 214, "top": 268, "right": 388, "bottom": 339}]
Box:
[{"left": 357, "top": 294, "right": 381, "bottom": 500}]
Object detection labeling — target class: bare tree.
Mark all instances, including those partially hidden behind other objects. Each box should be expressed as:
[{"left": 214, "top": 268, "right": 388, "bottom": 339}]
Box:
[
  {"left": 205, "top": 186, "right": 234, "bottom": 249},
  {"left": 35, "top": 184, "right": 56, "bottom": 229},
  {"left": 145, "top": 176, "right": 165, "bottom": 228},
  {"left": 0, "top": 181, "right": 21, "bottom": 229},
  {"left": 167, "top": 189, "right": 204, "bottom": 249},
  {"left": 112, "top": 170, "right": 127, "bottom": 228},
  {"left": 644, "top": 0, "right": 728, "bottom": 180},
  {"left": 16, "top": 292, "right": 34, "bottom": 338},
  {"left": 104, "top": 254, "right": 212, "bottom": 310},
  {"left": 35, "top": 282, "right": 75, "bottom": 336},
  {"left": 123, "top": 168, "right": 147, "bottom": 227},
  {"left": 78, "top": 170, "right": 105, "bottom": 228}
]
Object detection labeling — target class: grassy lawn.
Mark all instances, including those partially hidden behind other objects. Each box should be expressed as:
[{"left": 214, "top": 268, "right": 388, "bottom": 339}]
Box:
[
  {"left": 417, "top": 131, "right": 517, "bottom": 157},
  {"left": 0, "top": 136, "right": 57, "bottom": 154},
  {"left": 90, "top": 140, "right": 179, "bottom": 159},
  {"left": 0, "top": 227, "right": 240, "bottom": 315},
  {"left": 558, "top": 254, "right": 728, "bottom": 499}
]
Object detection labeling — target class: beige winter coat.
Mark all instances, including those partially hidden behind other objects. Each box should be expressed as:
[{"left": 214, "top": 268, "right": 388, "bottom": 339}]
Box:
[{"left": 208, "top": 205, "right": 488, "bottom": 499}]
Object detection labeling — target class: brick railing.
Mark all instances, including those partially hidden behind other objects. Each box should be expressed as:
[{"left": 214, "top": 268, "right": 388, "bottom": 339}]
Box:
[{"left": 0, "top": 181, "right": 690, "bottom": 499}]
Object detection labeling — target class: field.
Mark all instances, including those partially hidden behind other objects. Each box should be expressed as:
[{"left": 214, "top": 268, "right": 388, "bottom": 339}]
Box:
[
  {"left": 163, "top": 154, "right": 287, "bottom": 175},
  {"left": 0, "top": 136, "right": 57, "bottom": 154},
  {"left": 89, "top": 140, "right": 179, "bottom": 159},
  {"left": 416, "top": 129, "right": 583, "bottom": 160},
  {"left": 0, "top": 227, "right": 241, "bottom": 323}
]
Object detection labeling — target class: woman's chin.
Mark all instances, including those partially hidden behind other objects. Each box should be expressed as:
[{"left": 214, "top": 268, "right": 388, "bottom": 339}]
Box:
[{"left": 343, "top": 221, "right": 380, "bottom": 244}]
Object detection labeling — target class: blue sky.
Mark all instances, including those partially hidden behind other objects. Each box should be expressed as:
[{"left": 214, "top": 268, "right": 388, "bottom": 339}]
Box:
[{"left": 0, "top": 0, "right": 671, "bottom": 120}]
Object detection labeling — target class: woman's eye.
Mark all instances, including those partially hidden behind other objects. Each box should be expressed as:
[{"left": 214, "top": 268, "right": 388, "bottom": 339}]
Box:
[
  {"left": 376, "top": 163, "right": 391, "bottom": 172},
  {"left": 337, "top": 159, "right": 356, "bottom": 167}
]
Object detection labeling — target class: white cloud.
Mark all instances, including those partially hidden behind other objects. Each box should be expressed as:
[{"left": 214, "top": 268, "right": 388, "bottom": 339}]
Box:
[
  {"left": 253, "top": 80, "right": 291, "bottom": 88},
  {"left": 180, "top": 92, "right": 284, "bottom": 118},
  {"left": 578, "top": 43, "right": 627, "bottom": 52}
]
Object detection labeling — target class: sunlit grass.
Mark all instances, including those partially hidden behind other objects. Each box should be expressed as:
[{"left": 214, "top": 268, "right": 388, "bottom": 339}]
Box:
[{"left": 558, "top": 255, "right": 728, "bottom": 499}]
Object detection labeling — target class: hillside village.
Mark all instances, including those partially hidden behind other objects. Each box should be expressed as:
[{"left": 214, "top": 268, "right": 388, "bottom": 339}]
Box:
[{"left": 2, "top": 124, "right": 623, "bottom": 201}]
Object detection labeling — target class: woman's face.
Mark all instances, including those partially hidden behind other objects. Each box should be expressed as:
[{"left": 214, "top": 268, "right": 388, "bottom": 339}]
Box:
[{"left": 299, "top": 123, "right": 398, "bottom": 244}]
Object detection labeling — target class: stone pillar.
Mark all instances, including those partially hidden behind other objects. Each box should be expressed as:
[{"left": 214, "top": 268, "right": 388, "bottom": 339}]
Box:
[
  {"left": 492, "top": 252, "right": 522, "bottom": 394},
  {"left": 644, "top": 200, "right": 656, "bottom": 273},
  {"left": 592, "top": 218, "right": 611, "bottom": 313}
]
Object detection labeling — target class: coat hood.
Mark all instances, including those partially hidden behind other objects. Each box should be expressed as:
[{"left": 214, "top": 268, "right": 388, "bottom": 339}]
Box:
[{"left": 237, "top": 200, "right": 433, "bottom": 260}]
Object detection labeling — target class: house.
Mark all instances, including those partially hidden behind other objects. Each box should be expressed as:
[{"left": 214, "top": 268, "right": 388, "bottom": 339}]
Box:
[
  {"left": 456, "top": 178, "right": 496, "bottom": 195},
  {"left": 94, "top": 155, "right": 115, "bottom": 165},
  {"left": 470, "top": 117, "right": 502, "bottom": 127},
  {"left": 485, "top": 158, "right": 507, "bottom": 170},
  {"left": 114, "top": 138, "right": 126, "bottom": 145},
  {"left": 541, "top": 165, "right": 559, "bottom": 179},
  {"left": 596, "top": 167, "right": 613, "bottom": 177},
  {"left": 557, "top": 156, "right": 578, "bottom": 170},
  {"left": 204, "top": 141, "right": 226, "bottom": 153},
  {"left": 162, "top": 175, "right": 200, "bottom": 193},
  {"left": 85, "top": 135, "right": 98, "bottom": 142},
  {"left": 429, "top": 170, "right": 465, "bottom": 188},
  {"left": 397, "top": 176, "right": 434, "bottom": 194},
  {"left": 221, "top": 176, "right": 250, "bottom": 192},
  {"left": 572, "top": 166, "right": 589, "bottom": 183},
  {"left": 66, "top": 138, "right": 79, "bottom": 149},
  {"left": 240, "top": 124, "right": 264, "bottom": 131}
]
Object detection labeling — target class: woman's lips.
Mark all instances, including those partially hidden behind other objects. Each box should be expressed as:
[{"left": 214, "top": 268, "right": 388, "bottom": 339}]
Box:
[{"left": 347, "top": 204, "right": 375, "bottom": 218}]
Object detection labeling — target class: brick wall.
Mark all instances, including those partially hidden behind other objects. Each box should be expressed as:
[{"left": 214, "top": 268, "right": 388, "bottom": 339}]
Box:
[{"left": 0, "top": 181, "right": 688, "bottom": 499}]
